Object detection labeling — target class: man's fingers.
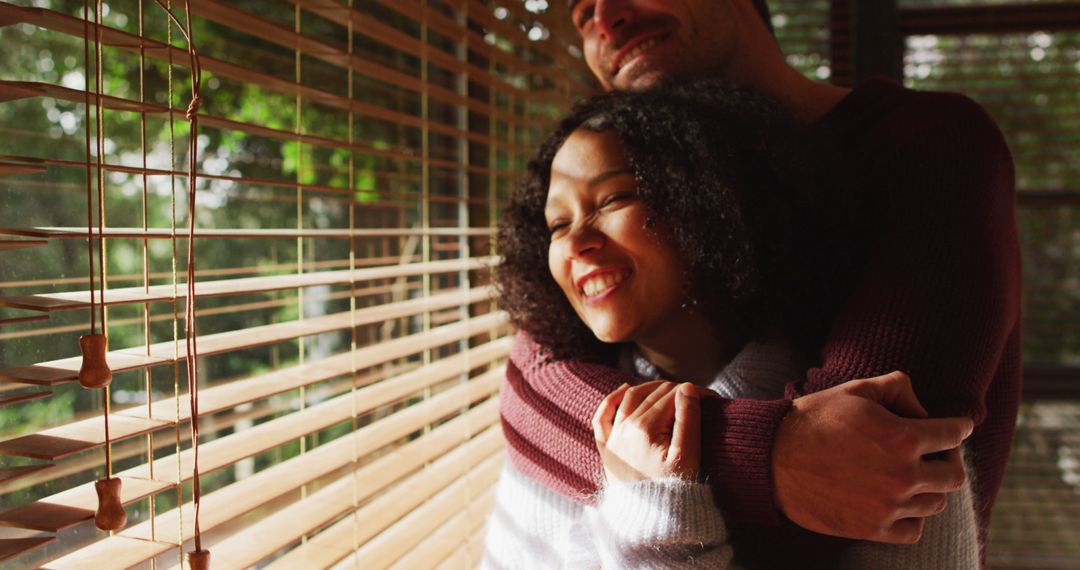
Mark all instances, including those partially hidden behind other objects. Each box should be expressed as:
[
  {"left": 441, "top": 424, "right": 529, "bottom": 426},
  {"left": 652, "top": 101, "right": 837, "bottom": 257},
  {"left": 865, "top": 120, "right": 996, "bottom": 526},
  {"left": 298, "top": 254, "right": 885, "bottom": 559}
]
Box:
[
  {"left": 668, "top": 383, "right": 702, "bottom": 478},
  {"left": 856, "top": 371, "right": 928, "bottom": 419},
  {"left": 882, "top": 517, "right": 925, "bottom": 545},
  {"left": 915, "top": 450, "right": 967, "bottom": 493},
  {"left": 907, "top": 416, "right": 975, "bottom": 455},
  {"left": 592, "top": 383, "right": 629, "bottom": 444}
]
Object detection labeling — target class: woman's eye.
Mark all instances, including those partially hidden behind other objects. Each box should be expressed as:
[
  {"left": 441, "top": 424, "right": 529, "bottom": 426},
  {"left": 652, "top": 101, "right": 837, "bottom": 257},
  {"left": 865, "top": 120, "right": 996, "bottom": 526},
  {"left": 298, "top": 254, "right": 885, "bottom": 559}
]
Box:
[
  {"left": 548, "top": 221, "right": 569, "bottom": 235},
  {"left": 601, "top": 192, "right": 634, "bottom": 207}
]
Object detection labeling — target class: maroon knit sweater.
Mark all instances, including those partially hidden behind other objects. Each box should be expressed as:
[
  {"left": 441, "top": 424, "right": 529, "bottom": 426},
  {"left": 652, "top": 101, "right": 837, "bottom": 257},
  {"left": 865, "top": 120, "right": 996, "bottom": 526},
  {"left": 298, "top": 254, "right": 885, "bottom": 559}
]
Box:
[{"left": 499, "top": 78, "right": 1022, "bottom": 567}]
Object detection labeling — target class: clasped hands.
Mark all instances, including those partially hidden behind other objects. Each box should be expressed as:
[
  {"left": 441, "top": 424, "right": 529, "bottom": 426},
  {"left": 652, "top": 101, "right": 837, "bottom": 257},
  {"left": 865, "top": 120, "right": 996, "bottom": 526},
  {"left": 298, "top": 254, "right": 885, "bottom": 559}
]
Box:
[
  {"left": 591, "top": 371, "right": 974, "bottom": 545},
  {"left": 592, "top": 380, "right": 714, "bottom": 484}
]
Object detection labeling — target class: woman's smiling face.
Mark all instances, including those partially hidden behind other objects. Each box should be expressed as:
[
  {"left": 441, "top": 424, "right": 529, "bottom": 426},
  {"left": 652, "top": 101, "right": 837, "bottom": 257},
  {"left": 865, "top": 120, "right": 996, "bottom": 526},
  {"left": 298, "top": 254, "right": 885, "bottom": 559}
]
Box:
[{"left": 545, "top": 127, "right": 687, "bottom": 344}]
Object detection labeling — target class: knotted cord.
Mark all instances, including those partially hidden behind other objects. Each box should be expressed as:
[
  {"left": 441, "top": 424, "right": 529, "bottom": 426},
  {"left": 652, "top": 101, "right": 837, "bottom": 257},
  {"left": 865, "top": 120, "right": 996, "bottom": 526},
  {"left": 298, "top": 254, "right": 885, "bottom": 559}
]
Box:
[
  {"left": 92, "top": 0, "right": 111, "bottom": 478},
  {"left": 81, "top": 0, "right": 95, "bottom": 338},
  {"left": 82, "top": 0, "right": 114, "bottom": 481},
  {"left": 154, "top": 0, "right": 205, "bottom": 554}
]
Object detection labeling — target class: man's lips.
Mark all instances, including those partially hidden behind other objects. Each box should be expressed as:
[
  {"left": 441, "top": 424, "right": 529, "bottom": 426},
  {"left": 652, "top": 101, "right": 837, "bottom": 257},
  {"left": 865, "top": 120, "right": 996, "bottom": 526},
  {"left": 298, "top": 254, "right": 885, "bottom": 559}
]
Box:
[{"left": 611, "top": 31, "right": 669, "bottom": 75}]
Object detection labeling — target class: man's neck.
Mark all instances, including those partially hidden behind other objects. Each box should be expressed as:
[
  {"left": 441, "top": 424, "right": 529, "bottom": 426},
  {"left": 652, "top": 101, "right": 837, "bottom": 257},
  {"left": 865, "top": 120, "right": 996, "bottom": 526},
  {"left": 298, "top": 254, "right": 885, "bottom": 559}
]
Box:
[
  {"left": 727, "top": 60, "right": 852, "bottom": 123},
  {"left": 718, "top": 12, "right": 852, "bottom": 123},
  {"left": 760, "top": 66, "right": 852, "bottom": 123}
]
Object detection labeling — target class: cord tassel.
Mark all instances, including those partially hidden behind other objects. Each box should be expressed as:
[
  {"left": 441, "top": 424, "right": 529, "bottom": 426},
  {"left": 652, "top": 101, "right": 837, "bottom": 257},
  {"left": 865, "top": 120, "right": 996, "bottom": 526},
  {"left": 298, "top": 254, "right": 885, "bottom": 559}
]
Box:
[
  {"left": 93, "top": 476, "right": 126, "bottom": 531},
  {"left": 187, "top": 548, "right": 210, "bottom": 570},
  {"left": 78, "top": 333, "right": 112, "bottom": 389}
]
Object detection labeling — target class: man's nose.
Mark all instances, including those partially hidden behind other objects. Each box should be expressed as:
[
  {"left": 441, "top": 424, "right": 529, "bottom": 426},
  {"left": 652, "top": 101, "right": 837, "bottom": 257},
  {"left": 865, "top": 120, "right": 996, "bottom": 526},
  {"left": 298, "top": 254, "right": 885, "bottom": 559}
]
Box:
[{"left": 594, "top": 0, "right": 635, "bottom": 42}]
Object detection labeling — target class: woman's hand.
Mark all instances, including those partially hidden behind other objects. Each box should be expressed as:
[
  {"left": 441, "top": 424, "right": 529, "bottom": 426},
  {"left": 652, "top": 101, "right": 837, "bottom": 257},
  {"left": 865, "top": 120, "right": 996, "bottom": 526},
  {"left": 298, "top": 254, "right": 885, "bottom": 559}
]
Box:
[{"left": 592, "top": 380, "right": 714, "bottom": 484}]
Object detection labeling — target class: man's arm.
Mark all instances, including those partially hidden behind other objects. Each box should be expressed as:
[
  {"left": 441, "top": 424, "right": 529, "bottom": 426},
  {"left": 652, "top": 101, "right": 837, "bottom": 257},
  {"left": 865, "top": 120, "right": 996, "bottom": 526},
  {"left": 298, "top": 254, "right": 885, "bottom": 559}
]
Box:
[
  {"left": 500, "top": 93, "right": 1019, "bottom": 544},
  {"left": 502, "top": 335, "right": 974, "bottom": 545},
  {"left": 835, "top": 446, "right": 980, "bottom": 569},
  {"left": 771, "top": 372, "right": 972, "bottom": 543},
  {"left": 759, "top": 93, "right": 1020, "bottom": 541}
]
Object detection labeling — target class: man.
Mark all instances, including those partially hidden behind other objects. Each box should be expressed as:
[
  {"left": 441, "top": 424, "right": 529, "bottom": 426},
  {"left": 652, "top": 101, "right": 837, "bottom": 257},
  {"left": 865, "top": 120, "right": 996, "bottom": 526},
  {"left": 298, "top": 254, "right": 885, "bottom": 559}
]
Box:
[{"left": 498, "top": 0, "right": 1021, "bottom": 565}]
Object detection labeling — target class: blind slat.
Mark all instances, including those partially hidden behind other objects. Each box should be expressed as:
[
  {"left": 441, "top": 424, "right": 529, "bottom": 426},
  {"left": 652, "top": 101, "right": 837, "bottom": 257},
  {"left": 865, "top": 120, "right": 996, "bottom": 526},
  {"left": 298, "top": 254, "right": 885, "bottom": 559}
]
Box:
[
  {"left": 0, "top": 256, "right": 494, "bottom": 312},
  {"left": 0, "top": 226, "right": 496, "bottom": 239},
  {"left": 0, "top": 335, "right": 509, "bottom": 463},
  {"left": 389, "top": 487, "right": 496, "bottom": 570},
  {"left": 196, "top": 399, "right": 501, "bottom": 569},
  {"left": 436, "top": 524, "right": 490, "bottom": 570},
  {"left": 264, "top": 432, "right": 504, "bottom": 570},
  {"left": 351, "top": 452, "right": 504, "bottom": 570},
  {"left": 43, "top": 371, "right": 504, "bottom": 569},
  {"left": 0, "top": 389, "right": 52, "bottom": 407},
  {"left": 0, "top": 464, "right": 53, "bottom": 484},
  {"left": 0, "top": 239, "right": 47, "bottom": 250},
  {"left": 0, "top": 328, "right": 507, "bottom": 470},
  {"left": 0, "top": 5, "right": 559, "bottom": 141},
  {"left": 1, "top": 0, "right": 536, "bottom": 565},
  {"left": 0, "top": 414, "right": 173, "bottom": 461},
  {"left": 187, "top": 0, "right": 544, "bottom": 128},
  {"left": 0, "top": 150, "right": 520, "bottom": 196},
  {"left": 0, "top": 537, "right": 56, "bottom": 565},
  {"left": 2, "top": 354, "right": 503, "bottom": 535},
  {"left": 0, "top": 288, "right": 495, "bottom": 387},
  {"left": 0, "top": 474, "right": 174, "bottom": 533},
  {"left": 286, "top": 0, "right": 540, "bottom": 104}
]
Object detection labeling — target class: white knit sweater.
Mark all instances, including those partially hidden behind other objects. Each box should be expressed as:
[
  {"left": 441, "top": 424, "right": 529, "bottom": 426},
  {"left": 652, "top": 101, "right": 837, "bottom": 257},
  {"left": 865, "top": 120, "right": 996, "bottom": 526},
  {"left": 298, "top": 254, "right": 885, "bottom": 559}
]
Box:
[{"left": 481, "top": 342, "right": 980, "bottom": 569}]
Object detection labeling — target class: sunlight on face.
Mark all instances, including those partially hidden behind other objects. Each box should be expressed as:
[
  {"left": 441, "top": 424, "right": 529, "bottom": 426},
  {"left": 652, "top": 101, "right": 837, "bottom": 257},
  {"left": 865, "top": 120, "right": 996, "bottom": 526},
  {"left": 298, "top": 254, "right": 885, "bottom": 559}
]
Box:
[
  {"left": 570, "top": 0, "right": 741, "bottom": 91},
  {"left": 545, "top": 128, "right": 686, "bottom": 343}
]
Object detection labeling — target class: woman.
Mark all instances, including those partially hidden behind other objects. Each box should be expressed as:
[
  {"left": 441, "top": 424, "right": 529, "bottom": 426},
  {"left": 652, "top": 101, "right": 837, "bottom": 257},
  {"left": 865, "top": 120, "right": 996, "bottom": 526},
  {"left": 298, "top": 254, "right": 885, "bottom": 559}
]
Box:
[{"left": 485, "top": 80, "right": 978, "bottom": 569}]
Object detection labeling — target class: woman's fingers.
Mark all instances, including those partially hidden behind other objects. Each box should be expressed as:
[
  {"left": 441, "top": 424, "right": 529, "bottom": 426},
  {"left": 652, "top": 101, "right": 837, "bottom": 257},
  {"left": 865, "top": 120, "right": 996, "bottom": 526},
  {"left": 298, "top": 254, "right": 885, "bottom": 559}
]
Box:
[
  {"left": 595, "top": 381, "right": 707, "bottom": 483},
  {"left": 613, "top": 380, "right": 666, "bottom": 427},
  {"left": 593, "top": 383, "right": 630, "bottom": 445},
  {"left": 668, "top": 383, "right": 702, "bottom": 478},
  {"left": 629, "top": 381, "right": 678, "bottom": 423}
]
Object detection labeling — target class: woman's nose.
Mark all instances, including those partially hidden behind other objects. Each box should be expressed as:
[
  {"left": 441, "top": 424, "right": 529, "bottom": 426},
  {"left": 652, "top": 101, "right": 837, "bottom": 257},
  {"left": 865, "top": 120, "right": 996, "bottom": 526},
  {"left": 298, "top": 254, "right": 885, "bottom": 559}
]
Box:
[{"left": 568, "top": 222, "right": 605, "bottom": 258}]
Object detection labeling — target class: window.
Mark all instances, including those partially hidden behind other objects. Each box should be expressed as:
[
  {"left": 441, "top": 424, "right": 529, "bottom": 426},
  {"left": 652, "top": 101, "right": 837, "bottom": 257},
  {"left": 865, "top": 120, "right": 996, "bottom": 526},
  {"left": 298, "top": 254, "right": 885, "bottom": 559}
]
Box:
[
  {"left": 0, "top": 1, "right": 590, "bottom": 567},
  {"left": 897, "top": 0, "right": 1080, "bottom": 563}
]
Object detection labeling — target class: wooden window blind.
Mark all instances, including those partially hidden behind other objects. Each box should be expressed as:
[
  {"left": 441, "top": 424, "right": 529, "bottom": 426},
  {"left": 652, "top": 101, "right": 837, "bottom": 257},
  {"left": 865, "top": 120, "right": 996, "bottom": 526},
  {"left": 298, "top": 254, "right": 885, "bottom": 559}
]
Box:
[
  {"left": 0, "top": 0, "right": 592, "bottom": 568},
  {"left": 901, "top": 14, "right": 1080, "bottom": 369},
  {"left": 900, "top": 2, "right": 1080, "bottom": 564},
  {"left": 769, "top": 1, "right": 837, "bottom": 83}
]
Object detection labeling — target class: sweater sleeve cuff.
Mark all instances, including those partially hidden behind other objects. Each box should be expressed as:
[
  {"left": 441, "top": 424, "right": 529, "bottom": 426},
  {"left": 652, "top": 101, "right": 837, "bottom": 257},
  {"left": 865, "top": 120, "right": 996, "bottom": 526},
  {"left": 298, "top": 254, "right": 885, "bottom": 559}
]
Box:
[
  {"left": 702, "top": 397, "right": 793, "bottom": 526},
  {"left": 591, "top": 478, "right": 727, "bottom": 545}
]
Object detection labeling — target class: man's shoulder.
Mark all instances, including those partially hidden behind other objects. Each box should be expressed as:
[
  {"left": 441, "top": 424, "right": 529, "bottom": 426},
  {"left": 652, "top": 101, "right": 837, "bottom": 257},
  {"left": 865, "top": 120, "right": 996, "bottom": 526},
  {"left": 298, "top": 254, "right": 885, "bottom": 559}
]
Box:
[
  {"left": 842, "top": 77, "right": 1002, "bottom": 139},
  {"left": 834, "top": 77, "right": 1008, "bottom": 158}
]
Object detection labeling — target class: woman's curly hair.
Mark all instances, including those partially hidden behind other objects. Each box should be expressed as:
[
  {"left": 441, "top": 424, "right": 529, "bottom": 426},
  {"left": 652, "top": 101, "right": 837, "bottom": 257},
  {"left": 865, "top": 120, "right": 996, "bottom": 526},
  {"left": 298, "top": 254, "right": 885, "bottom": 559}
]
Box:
[{"left": 495, "top": 79, "right": 865, "bottom": 362}]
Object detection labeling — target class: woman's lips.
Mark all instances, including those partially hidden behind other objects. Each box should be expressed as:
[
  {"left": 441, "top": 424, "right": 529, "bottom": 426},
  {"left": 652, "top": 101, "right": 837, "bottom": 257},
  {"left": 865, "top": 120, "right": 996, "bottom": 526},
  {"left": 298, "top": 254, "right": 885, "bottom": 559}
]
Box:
[{"left": 580, "top": 268, "right": 633, "bottom": 304}]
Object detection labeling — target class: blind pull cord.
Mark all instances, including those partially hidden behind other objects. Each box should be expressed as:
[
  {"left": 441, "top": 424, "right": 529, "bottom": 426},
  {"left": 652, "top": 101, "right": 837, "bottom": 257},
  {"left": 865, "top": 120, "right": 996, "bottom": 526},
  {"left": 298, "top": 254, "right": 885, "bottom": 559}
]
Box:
[
  {"left": 154, "top": 0, "right": 208, "bottom": 567},
  {"left": 77, "top": 0, "right": 125, "bottom": 535}
]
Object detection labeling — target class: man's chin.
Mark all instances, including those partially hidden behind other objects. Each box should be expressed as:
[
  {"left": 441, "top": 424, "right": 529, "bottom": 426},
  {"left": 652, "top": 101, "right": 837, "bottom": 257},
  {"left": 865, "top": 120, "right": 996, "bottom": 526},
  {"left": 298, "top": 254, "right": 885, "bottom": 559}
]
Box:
[{"left": 612, "top": 68, "right": 672, "bottom": 92}]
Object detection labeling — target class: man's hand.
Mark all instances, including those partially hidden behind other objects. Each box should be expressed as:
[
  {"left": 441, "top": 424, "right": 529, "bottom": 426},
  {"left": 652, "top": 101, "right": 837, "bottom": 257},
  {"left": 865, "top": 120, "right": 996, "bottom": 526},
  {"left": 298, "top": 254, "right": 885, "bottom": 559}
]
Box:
[{"left": 772, "top": 371, "right": 974, "bottom": 544}]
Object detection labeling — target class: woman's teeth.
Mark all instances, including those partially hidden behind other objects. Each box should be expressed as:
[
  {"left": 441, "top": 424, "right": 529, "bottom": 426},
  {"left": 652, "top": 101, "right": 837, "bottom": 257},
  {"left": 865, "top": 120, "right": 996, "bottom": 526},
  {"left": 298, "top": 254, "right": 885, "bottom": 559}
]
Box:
[
  {"left": 620, "top": 38, "right": 658, "bottom": 71},
  {"left": 582, "top": 270, "right": 631, "bottom": 298}
]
